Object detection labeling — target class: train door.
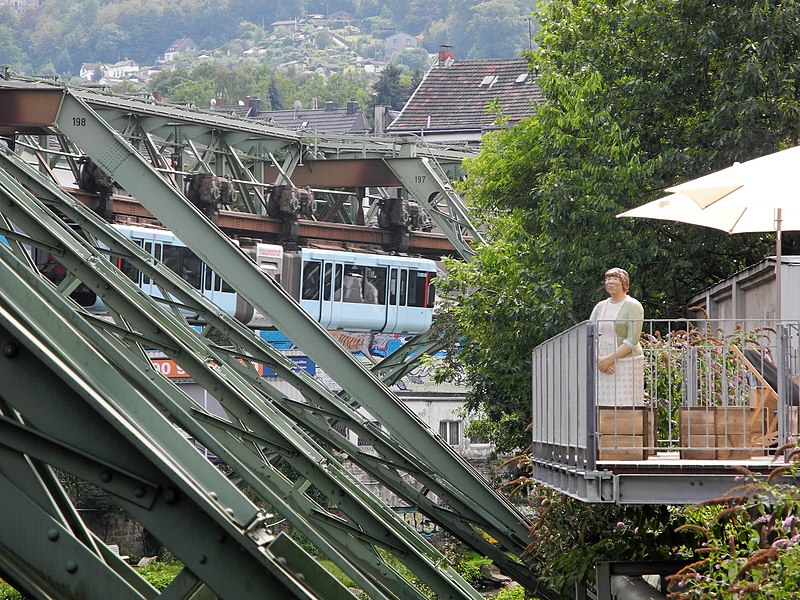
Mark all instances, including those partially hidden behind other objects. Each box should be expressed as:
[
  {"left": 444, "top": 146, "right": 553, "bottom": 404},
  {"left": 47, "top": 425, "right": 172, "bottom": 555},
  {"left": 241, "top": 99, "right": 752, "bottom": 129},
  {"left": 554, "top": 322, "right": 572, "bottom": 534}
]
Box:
[
  {"left": 202, "top": 264, "right": 232, "bottom": 311},
  {"left": 384, "top": 267, "right": 402, "bottom": 332},
  {"left": 300, "top": 259, "right": 342, "bottom": 327},
  {"left": 322, "top": 262, "right": 344, "bottom": 328},
  {"left": 139, "top": 239, "right": 162, "bottom": 299}
]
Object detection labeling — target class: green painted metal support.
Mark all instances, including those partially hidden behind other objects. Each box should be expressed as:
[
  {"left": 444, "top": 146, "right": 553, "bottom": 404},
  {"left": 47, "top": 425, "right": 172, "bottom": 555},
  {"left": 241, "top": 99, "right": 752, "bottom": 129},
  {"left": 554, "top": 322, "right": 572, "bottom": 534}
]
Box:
[
  {"left": 0, "top": 79, "right": 559, "bottom": 598},
  {"left": 384, "top": 155, "right": 484, "bottom": 258},
  {"left": 44, "top": 80, "right": 530, "bottom": 556},
  {"left": 369, "top": 326, "right": 447, "bottom": 387},
  {"left": 0, "top": 151, "right": 482, "bottom": 600},
  {"left": 0, "top": 264, "right": 323, "bottom": 599}
]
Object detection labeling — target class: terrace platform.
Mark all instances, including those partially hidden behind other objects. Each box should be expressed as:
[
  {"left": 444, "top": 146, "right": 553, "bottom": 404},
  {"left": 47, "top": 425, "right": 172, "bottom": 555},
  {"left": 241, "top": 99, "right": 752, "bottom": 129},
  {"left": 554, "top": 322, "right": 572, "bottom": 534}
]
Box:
[{"left": 531, "top": 319, "right": 800, "bottom": 504}]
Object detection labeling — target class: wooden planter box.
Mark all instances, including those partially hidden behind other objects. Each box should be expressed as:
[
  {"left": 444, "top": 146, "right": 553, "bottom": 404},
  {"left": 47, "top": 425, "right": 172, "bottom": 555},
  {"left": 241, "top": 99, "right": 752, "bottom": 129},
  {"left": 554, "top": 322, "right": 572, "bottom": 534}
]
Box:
[
  {"left": 680, "top": 407, "right": 753, "bottom": 460},
  {"left": 598, "top": 407, "right": 649, "bottom": 461}
]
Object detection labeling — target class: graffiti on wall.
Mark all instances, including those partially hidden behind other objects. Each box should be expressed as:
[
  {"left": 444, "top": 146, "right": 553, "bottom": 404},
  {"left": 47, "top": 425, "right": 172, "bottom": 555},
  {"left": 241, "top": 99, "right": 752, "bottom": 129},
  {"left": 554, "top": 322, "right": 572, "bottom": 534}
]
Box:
[{"left": 395, "top": 508, "right": 440, "bottom": 537}]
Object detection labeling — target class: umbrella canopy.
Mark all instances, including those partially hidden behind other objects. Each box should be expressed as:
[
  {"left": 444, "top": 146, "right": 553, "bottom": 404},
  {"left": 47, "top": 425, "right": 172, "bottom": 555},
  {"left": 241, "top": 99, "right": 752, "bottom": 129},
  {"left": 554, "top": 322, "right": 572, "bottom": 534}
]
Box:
[
  {"left": 618, "top": 193, "right": 800, "bottom": 234},
  {"left": 665, "top": 146, "right": 800, "bottom": 209},
  {"left": 619, "top": 145, "right": 800, "bottom": 318}
]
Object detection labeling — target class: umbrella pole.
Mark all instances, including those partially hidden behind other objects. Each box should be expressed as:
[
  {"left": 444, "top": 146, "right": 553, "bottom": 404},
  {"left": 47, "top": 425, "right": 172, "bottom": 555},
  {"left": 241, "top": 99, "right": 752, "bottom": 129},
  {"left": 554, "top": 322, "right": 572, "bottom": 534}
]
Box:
[{"left": 776, "top": 208, "right": 782, "bottom": 320}]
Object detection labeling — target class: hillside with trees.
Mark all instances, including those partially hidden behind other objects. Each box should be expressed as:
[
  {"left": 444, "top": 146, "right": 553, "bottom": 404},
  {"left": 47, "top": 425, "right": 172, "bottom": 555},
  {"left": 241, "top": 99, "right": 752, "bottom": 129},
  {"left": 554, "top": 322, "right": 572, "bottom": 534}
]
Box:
[{"left": 0, "top": 0, "right": 537, "bottom": 77}]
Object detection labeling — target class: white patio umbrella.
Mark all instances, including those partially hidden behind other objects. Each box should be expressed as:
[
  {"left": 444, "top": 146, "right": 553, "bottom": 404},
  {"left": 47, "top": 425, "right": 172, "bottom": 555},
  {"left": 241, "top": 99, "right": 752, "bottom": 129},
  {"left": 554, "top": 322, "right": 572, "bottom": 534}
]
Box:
[{"left": 619, "top": 145, "right": 800, "bottom": 318}]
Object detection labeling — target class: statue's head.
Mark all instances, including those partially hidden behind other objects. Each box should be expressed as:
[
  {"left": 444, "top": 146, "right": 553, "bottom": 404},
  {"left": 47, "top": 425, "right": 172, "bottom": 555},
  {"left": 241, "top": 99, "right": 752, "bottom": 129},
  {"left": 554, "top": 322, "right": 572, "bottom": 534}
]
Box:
[{"left": 604, "top": 267, "right": 629, "bottom": 293}]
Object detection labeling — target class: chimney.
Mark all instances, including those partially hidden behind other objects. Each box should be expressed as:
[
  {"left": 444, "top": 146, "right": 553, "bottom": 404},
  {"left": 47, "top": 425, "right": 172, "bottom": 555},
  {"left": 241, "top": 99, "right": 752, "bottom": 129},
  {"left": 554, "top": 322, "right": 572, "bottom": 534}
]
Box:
[
  {"left": 248, "top": 97, "right": 261, "bottom": 117},
  {"left": 438, "top": 46, "right": 454, "bottom": 67},
  {"left": 153, "top": 90, "right": 163, "bottom": 103},
  {"left": 346, "top": 100, "right": 358, "bottom": 114},
  {"left": 325, "top": 101, "right": 335, "bottom": 111},
  {"left": 215, "top": 93, "right": 223, "bottom": 107}
]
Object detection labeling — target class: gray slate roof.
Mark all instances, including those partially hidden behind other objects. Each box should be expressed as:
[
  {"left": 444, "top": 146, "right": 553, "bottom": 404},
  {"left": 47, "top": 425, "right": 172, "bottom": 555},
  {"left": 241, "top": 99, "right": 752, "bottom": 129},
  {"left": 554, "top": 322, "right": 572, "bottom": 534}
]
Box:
[
  {"left": 387, "top": 58, "right": 545, "bottom": 134},
  {"left": 253, "top": 104, "right": 372, "bottom": 134}
]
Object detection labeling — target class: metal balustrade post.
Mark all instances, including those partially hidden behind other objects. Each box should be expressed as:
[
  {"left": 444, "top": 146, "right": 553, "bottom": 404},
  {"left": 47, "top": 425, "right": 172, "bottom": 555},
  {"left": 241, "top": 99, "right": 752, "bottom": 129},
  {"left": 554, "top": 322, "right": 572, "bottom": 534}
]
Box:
[{"left": 586, "top": 322, "right": 597, "bottom": 471}]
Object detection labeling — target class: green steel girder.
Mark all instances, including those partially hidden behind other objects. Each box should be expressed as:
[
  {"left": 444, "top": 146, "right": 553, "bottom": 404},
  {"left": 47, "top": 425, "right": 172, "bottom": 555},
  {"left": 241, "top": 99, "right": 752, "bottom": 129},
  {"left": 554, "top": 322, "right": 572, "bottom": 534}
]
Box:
[
  {"left": 0, "top": 131, "right": 540, "bottom": 593},
  {"left": 7, "top": 78, "right": 480, "bottom": 261},
  {"left": 0, "top": 80, "right": 546, "bottom": 593},
  {"left": 47, "top": 89, "right": 528, "bottom": 550},
  {"left": 0, "top": 263, "right": 326, "bottom": 599},
  {"left": 384, "top": 156, "right": 484, "bottom": 258},
  {"left": 369, "top": 326, "right": 448, "bottom": 387},
  {"left": 1, "top": 145, "right": 539, "bottom": 592},
  {"left": 0, "top": 150, "right": 482, "bottom": 600}
]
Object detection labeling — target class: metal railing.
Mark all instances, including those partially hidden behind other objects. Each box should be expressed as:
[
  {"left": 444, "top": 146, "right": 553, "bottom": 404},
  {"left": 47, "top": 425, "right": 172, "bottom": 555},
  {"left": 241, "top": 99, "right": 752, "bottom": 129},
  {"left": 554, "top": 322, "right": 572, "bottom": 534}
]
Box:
[{"left": 532, "top": 319, "right": 800, "bottom": 470}]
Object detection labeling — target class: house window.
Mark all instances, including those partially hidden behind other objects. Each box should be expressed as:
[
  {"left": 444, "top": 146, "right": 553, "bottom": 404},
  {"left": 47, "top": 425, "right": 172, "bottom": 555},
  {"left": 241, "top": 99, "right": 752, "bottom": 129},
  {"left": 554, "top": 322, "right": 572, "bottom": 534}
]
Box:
[{"left": 438, "top": 420, "right": 462, "bottom": 445}]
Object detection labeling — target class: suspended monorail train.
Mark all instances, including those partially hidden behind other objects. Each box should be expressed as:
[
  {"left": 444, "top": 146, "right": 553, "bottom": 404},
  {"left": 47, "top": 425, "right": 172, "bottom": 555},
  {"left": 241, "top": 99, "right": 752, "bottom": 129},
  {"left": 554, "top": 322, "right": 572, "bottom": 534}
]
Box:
[{"left": 56, "top": 224, "right": 437, "bottom": 334}]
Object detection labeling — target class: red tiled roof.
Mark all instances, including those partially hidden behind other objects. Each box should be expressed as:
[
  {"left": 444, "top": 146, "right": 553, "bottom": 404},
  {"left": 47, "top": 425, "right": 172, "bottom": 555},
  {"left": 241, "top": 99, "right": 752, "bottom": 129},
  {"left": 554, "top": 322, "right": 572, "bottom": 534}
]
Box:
[{"left": 387, "top": 58, "right": 544, "bottom": 133}]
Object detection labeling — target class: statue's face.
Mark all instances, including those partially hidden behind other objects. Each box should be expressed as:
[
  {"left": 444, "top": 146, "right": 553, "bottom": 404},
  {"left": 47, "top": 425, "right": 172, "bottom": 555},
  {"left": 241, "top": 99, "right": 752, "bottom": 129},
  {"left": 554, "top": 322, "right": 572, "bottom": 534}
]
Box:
[{"left": 604, "top": 275, "right": 624, "bottom": 295}]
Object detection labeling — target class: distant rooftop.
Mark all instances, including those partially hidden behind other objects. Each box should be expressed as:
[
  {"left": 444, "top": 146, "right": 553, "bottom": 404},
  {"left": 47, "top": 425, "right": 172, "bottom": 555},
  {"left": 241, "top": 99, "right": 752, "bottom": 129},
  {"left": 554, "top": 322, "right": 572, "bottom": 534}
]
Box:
[
  {"left": 221, "top": 98, "right": 372, "bottom": 135},
  {"left": 387, "top": 55, "right": 544, "bottom": 136}
]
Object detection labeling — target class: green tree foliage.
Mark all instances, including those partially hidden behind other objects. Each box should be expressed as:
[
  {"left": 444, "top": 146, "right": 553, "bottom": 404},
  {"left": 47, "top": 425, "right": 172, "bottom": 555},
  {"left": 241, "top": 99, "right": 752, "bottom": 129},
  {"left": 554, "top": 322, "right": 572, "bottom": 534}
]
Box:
[
  {"left": 438, "top": 0, "right": 800, "bottom": 453},
  {"left": 389, "top": 47, "right": 431, "bottom": 72},
  {"left": 0, "top": 24, "right": 30, "bottom": 72},
  {"left": 669, "top": 461, "right": 800, "bottom": 598},
  {"left": 6, "top": 0, "right": 538, "bottom": 77},
  {"left": 371, "top": 63, "right": 416, "bottom": 110}
]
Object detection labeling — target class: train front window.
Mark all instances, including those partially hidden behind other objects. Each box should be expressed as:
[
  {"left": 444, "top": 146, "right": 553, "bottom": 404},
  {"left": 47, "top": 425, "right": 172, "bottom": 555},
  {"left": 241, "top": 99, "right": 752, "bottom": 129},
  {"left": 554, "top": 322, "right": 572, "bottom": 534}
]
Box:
[
  {"left": 408, "top": 270, "right": 435, "bottom": 308},
  {"left": 302, "top": 261, "right": 321, "bottom": 300},
  {"left": 120, "top": 258, "right": 139, "bottom": 283}
]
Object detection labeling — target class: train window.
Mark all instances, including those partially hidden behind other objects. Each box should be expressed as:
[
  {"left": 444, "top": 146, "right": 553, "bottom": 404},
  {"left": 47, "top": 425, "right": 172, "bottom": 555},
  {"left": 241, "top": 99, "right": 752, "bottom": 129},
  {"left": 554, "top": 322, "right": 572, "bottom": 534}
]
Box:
[
  {"left": 332, "top": 421, "right": 349, "bottom": 440},
  {"left": 302, "top": 261, "right": 322, "bottom": 300},
  {"left": 343, "top": 266, "right": 363, "bottom": 303},
  {"left": 408, "top": 271, "right": 434, "bottom": 308},
  {"left": 364, "top": 267, "right": 386, "bottom": 304},
  {"left": 399, "top": 269, "right": 408, "bottom": 306},
  {"left": 221, "top": 278, "right": 234, "bottom": 293},
  {"left": 142, "top": 242, "right": 153, "bottom": 284},
  {"left": 322, "top": 263, "right": 333, "bottom": 301},
  {"left": 163, "top": 245, "right": 202, "bottom": 290},
  {"left": 334, "top": 264, "right": 344, "bottom": 301},
  {"left": 389, "top": 269, "right": 398, "bottom": 305},
  {"left": 119, "top": 258, "right": 139, "bottom": 283}
]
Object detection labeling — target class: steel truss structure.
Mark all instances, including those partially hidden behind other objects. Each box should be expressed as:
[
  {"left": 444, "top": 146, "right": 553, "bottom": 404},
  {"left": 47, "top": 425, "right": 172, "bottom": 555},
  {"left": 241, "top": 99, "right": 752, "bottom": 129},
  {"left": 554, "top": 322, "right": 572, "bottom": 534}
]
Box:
[{"left": 0, "top": 78, "right": 553, "bottom": 599}]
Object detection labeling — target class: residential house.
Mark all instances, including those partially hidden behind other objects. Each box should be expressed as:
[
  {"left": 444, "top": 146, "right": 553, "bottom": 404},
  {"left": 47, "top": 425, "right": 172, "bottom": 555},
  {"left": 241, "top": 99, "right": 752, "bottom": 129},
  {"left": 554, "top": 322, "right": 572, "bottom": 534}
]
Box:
[
  {"left": 384, "top": 32, "right": 418, "bottom": 60},
  {"left": 271, "top": 19, "right": 305, "bottom": 32},
  {"left": 0, "top": 0, "right": 42, "bottom": 9},
  {"left": 275, "top": 60, "right": 310, "bottom": 74},
  {"left": 159, "top": 38, "right": 198, "bottom": 63},
  {"left": 106, "top": 59, "right": 139, "bottom": 80},
  {"left": 386, "top": 51, "right": 545, "bottom": 145},
  {"left": 79, "top": 62, "right": 104, "bottom": 82},
  {"left": 327, "top": 11, "right": 355, "bottom": 27}
]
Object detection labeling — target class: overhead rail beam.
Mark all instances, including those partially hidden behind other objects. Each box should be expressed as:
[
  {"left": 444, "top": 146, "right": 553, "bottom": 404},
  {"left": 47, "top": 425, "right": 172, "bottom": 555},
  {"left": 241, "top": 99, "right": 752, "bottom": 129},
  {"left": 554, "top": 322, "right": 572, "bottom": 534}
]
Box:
[{"left": 1, "top": 76, "right": 479, "bottom": 260}]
